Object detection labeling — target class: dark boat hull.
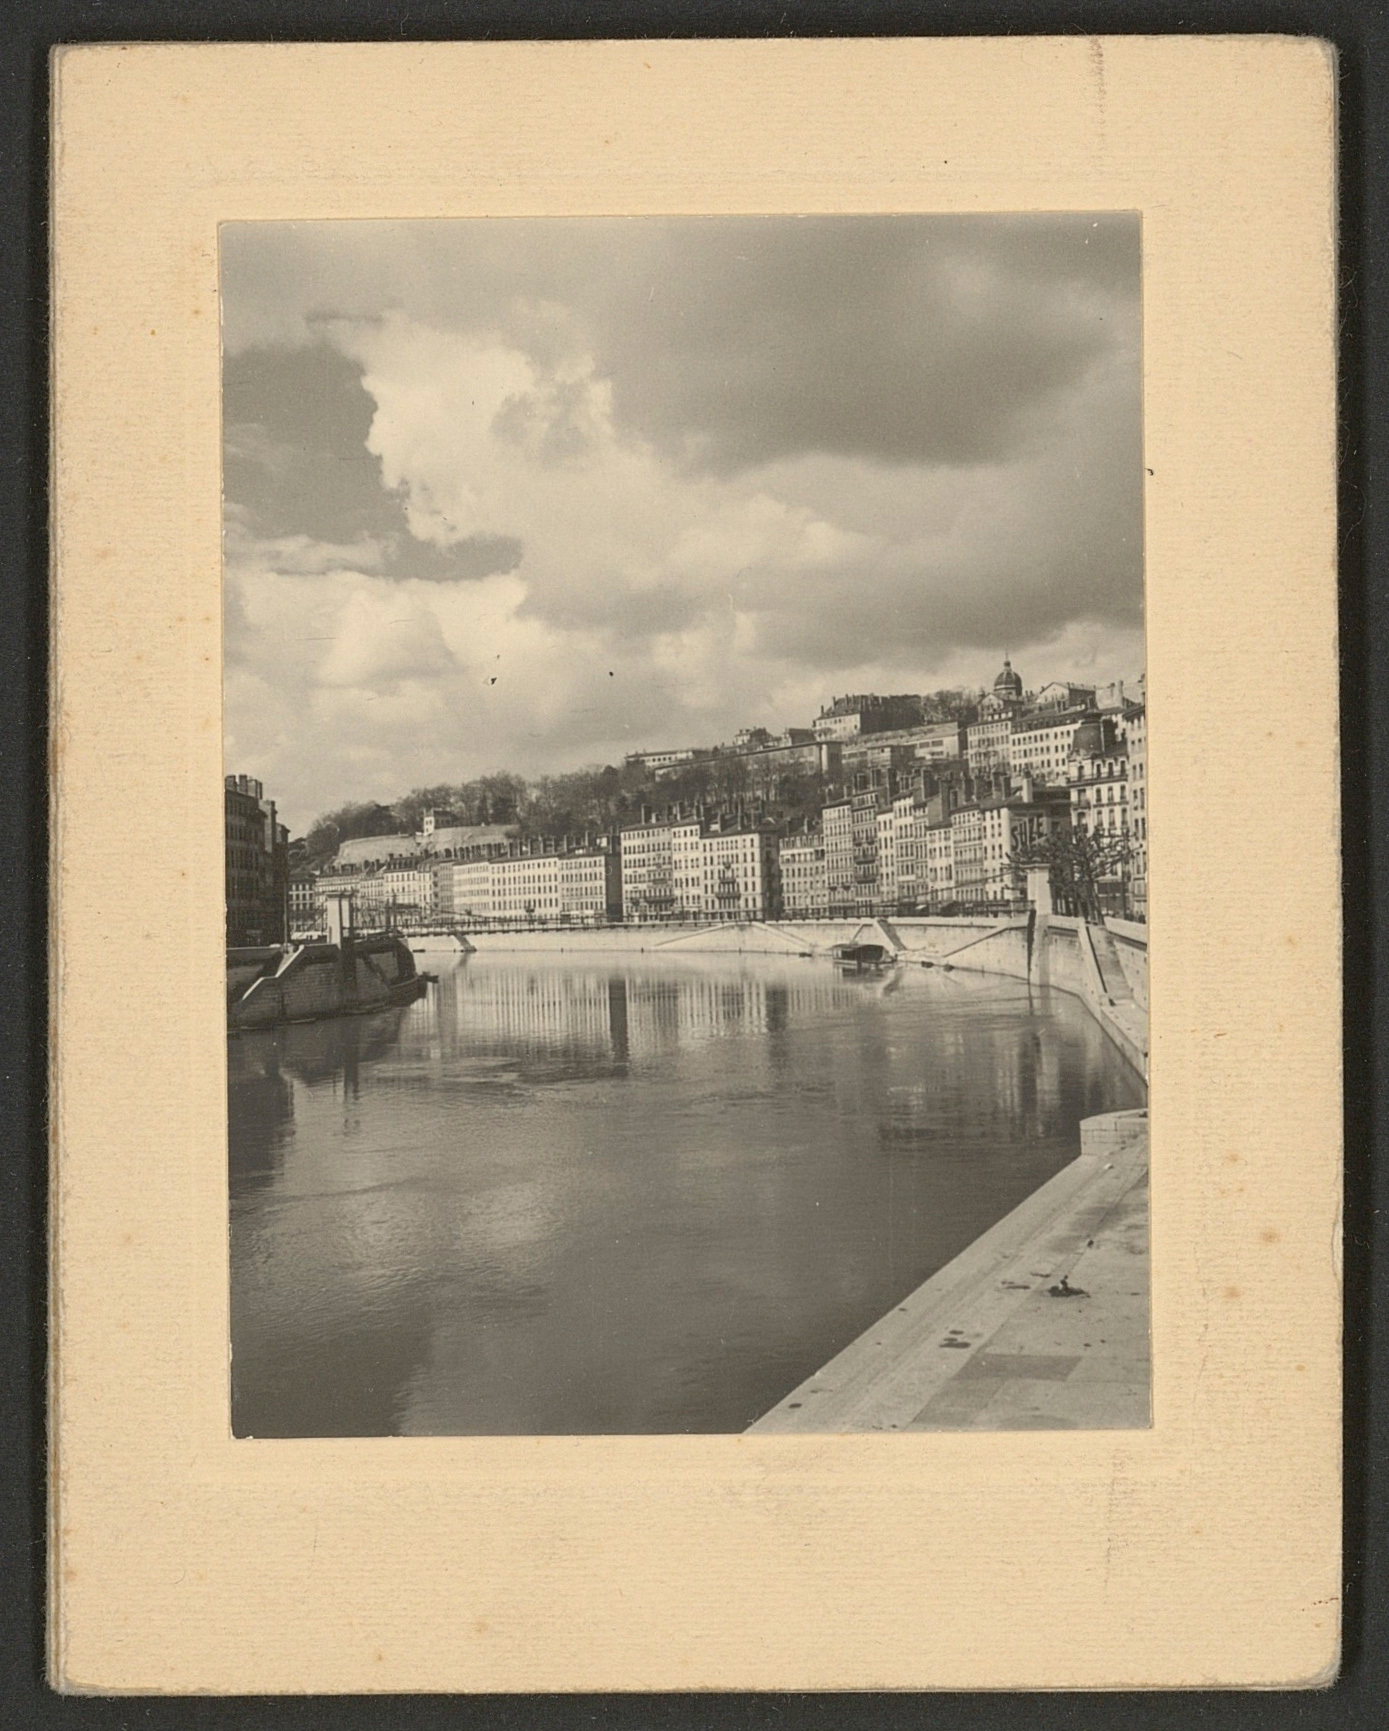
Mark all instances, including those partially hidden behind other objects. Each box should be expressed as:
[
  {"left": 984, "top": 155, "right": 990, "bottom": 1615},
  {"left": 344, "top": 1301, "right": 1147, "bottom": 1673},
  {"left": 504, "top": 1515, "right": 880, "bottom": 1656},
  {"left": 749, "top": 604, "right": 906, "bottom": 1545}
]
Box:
[{"left": 228, "top": 934, "right": 428, "bottom": 1030}]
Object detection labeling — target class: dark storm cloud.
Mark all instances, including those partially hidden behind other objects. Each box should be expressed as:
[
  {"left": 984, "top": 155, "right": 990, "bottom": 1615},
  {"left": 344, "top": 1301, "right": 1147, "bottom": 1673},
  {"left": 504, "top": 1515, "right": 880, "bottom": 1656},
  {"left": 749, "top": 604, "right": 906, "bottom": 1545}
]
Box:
[
  {"left": 581, "top": 215, "right": 1140, "bottom": 474},
  {"left": 223, "top": 214, "right": 1139, "bottom": 477},
  {"left": 223, "top": 341, "right": 521, "bottom": 580},
  {"left": 731, "top": 345, "right": 1144, "bottom": 670}
]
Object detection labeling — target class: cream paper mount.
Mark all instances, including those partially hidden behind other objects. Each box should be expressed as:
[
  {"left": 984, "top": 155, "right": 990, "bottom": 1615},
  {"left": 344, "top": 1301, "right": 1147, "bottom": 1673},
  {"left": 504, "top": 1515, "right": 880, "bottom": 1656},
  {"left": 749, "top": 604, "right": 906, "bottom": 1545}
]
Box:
[{"left": 50, "top": 37, "right": 1340, "bottom": 1693}]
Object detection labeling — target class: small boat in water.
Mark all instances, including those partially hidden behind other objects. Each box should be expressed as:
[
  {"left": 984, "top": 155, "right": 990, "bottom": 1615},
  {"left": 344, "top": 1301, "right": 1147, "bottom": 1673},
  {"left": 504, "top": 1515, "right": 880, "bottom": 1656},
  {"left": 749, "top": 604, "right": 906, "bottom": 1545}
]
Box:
[{"left": 832, "top": 942, "right": 896, "bottom": 971}]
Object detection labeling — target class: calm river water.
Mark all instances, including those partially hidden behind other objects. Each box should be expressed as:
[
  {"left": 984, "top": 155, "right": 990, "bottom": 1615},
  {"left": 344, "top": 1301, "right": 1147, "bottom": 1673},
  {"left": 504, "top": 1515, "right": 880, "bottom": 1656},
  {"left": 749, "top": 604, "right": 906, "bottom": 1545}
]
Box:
[{"left": 229, "top": 951, "right": 1144, "bottom": 1436}]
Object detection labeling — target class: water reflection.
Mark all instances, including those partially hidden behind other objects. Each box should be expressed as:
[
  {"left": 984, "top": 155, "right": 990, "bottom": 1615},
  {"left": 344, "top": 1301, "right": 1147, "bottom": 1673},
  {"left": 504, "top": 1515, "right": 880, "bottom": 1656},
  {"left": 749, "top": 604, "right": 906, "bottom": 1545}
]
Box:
[{"left": 229, "top": 953, "right": 1144, "bottom": 1436}]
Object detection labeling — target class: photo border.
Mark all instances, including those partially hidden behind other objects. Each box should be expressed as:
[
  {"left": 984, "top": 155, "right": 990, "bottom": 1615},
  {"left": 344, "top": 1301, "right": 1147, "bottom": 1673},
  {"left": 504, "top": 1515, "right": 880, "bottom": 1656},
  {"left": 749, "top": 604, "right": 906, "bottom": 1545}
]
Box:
[{"left": 48, "top": 33, "right": 1342, "bottom": 1696}]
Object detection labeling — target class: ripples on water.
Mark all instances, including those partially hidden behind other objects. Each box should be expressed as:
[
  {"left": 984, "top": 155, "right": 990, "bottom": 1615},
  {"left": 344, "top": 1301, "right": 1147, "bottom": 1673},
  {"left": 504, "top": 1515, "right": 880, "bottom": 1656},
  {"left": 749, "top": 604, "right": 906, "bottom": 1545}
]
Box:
[{"left": 228, "top": 952, "right": 1144, "bottom": 1436}]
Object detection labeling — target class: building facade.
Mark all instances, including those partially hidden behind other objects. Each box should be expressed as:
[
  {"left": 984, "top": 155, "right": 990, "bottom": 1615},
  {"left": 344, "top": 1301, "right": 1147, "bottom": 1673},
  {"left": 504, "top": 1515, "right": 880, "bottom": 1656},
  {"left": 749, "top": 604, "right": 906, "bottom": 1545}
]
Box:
[
  {"left": 914, "top": 721, "right": 969, "bottom": 763},
  {"left": 618, "top": 819, "right": 678, "bottom": 922},
  {"left": 950, "top": 790, "right": 1068, "bottom": 911},
  {"left": 821, "top": 799, "right": 855, "bottom": 915},
  {"left": 225, "top": 774, "right": 289, "bottom": 947},
  {"left": 698, "top": 826, "right": 780, "bottom": 919},
  {"left": 812, "top": 693, "right": 924, "bottom": 742},
  {"left": 1122, "top": 705, "right": 1147, "bottom": 916},
  {"left": 288, "top": 870, "right": 320, "bottom": 932},
  {"left": 1009, "top": 708, "right": 1093, "bottom": 784},
  {"left": 489, "top": 848, "right": 620, "bottom": 923},
  {"left": 849, "top": 787, "right": 886, "bottom": 917},
  {"left": 1069, "top": 715, "right": 1138, "bottom": 916},
  {"left": 966, "top": 715, "right": 1014, "bottom": 775},
  {"left": 924, "top": 821, "right": 957, "bottom": 910},
  {"left": 779, "top": 832, "right": 828, "bottom": 916}
]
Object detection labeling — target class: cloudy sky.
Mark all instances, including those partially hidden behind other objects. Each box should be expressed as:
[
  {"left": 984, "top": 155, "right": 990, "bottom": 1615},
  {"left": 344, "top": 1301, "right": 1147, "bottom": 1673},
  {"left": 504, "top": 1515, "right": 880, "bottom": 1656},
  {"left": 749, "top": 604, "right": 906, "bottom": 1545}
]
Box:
[{"left": 222, "top": 216, "right": 1144, "bottom": 833}]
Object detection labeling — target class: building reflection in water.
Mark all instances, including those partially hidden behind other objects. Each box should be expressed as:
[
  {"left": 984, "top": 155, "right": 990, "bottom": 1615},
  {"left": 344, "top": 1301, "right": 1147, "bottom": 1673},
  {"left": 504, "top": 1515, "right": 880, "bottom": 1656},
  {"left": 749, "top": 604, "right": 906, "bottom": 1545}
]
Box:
[{"left": 229, "top": 953, "right": 1145, "bottom": 1437}]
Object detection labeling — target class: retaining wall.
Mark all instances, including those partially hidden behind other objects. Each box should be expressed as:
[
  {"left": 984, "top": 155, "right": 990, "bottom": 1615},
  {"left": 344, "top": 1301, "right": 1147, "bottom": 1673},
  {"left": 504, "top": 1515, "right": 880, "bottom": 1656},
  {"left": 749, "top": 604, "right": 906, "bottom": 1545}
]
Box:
[{"left": 1104, "top": 917, "right": 1150, "bottom": 1011}]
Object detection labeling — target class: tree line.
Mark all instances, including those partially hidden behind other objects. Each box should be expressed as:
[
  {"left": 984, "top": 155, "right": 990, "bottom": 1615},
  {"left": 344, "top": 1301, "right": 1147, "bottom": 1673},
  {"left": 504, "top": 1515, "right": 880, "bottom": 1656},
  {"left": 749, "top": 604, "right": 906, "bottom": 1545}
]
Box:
[{"left": 297, "top": 688, "right": 989, "bottom": 865}]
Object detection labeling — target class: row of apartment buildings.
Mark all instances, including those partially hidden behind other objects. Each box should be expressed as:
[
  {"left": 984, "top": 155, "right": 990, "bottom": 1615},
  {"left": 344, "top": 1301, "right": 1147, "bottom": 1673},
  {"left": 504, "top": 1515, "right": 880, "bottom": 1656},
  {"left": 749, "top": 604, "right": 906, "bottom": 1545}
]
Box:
[
  {"left": 626, "top": 668, "right": 1139, "bottom": 771},
  {"left": 287, "top": 725, "right": 1144, "bottom": 934},
  {"left": 294, "top": 815, "right": 783, "bottom": 933},
  {"left": 268, "top": 662, "right": 1146, "bottom": 936}
]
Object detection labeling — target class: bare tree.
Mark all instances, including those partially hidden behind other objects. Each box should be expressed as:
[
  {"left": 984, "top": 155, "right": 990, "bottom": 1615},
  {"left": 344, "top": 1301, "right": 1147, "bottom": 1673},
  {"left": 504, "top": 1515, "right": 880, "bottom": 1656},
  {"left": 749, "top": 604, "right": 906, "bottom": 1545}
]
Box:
[{"left": 1011, "top": 823, "right": 1134, "bottom": 923}]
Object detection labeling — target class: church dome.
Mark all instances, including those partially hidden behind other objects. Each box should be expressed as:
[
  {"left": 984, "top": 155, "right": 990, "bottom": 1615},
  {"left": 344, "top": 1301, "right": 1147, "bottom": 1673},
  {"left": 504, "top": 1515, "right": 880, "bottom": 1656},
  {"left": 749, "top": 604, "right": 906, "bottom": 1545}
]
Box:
[{"left": 993, "top": 657, "right": 1023, "bottom": 697}]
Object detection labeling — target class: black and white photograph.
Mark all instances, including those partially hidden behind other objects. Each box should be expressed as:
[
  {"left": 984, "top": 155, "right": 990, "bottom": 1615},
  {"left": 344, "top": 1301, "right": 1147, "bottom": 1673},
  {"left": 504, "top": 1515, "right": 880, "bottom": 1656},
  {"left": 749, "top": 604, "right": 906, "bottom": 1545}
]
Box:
[{"left": 222, "top": 214, "right": 1150, "bottom": 1439}]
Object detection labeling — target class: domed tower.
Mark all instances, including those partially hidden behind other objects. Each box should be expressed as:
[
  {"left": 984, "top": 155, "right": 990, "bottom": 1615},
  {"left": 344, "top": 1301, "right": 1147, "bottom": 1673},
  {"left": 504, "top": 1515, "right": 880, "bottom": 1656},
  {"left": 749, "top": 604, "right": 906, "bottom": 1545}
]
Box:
[{"left": 993, "top": 657, "right": 1023, "bottom": 701}]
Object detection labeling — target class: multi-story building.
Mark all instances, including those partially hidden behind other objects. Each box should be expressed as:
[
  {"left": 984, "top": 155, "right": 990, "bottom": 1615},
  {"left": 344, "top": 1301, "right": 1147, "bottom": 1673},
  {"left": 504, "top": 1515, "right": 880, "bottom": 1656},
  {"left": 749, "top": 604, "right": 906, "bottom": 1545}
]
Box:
[
  {"left": 730, "top": 726, "right": 816, "bottom": 753},
  {"left": 840, "top": 738, "right": 922, "bottom": 781},
  {"left": 225, "top": 774, "right": 289, "bottom": 947},
  {"left": 965, "top": 715, "right": 1013, "bottom": 775},
  {"left": 1069, "top": 719, "right": 1130, "bottom": 841},
  {"left": 950, "top": 788, "right": 1068, "bottom": 911},
  {"left": 618, "top": 818, "right": 678, "bottom": 922},
  {"left": 377, "top": 862, "right": 435, "bottom": 921},
  {"left": 698, "top": 825, "right": 780, "bottom": 920},
  {"left": 314, "top": 865, "right": 362, "bottom": 908},
  {"left": 351, "top": 871, "right": 391, "bottom": 921},
  {"left": 967, "top": 659, "right": 1029, "bottom": 774},
  {"left": 890, "top": 767, "right": 975, "bottom": 911},
  {"left": 949, "top": 803, "right": 993, "bottom": 908},
  {"left": 924, "top": 821, "right": 957, "bottom": 909},
  {"left": 1030, "top": 680, "right": 1097, "bottom": 714},
  {"left": 850, "top": 786, "right": 886, "bottom": 917},
  {"left": 421, "top": 807, "right": 462, "bottom": 837},
  {"left": 439, "top": 855, "right": 495, "bottom": 922},
  {"left": 1008, "top": 707, "right": 1093, "bottom": 785},
  {"left": 670, "top": 817, "right": 705, "bottom": 914},
  {"left": 821, "top": 798, "right": 855, "bottom": 915},
  {"left": 490, "top": 847, "right": 620, "bottom": 923},
  {"left": 779, "top": 830, "right": 828, "bottom": 916},
  {"left": 624, "top": 747, "right": 702, "bottom": 773},
  {"left": 886, "top": 792, "right": 926, "bottom": 911},
  {"left": 812, "top": 693, "right": 924, "bottom": 742},
  {"left": 1069, "top": 714, "right": 1137, "bottom": 915},
  {"left": 914, "top": 721, "right": 969, "bottom": 763},
  {"left": 738, "top": 736, "right": 842, "bottom": 796},
  {"left": 1122, "top": 704, "right": 1147, "bottom": 916},
  {"left": 875, "top": 806, "right": 896, "bottom": 912},
  {"left": 288, "top": 870, "right": 320, "bottom": 932},
  {"left": 554, "top": 848, "right": 622, "bottom": 921}
]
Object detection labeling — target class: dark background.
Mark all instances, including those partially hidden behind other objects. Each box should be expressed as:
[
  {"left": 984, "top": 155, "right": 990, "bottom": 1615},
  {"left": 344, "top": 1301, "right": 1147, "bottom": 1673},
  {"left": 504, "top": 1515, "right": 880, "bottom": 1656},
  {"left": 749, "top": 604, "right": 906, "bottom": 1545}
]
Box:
[{"left": 2, "top": 2, "right": 1383, "bottom": 1726}]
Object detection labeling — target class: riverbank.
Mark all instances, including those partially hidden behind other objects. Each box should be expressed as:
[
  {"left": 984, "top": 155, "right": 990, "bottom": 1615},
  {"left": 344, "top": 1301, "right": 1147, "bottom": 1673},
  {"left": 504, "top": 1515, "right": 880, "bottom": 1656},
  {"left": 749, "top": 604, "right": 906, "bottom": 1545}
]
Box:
[{"left": 747, "top": 1108, "right": 1150, "bottom": 1433}]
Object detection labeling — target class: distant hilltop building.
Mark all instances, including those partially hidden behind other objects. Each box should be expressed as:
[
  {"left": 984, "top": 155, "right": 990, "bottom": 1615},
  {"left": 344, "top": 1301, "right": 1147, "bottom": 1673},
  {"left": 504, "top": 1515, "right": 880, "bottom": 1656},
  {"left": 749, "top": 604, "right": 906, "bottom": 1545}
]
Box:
[
  {"left": 730, "top": 726, "right": 815, "bottom": 752},
  {"left": 420, "top": 822, "right": 518, "bottom": 859},
  {"left": 993, "top": 657, "right": 1024, "bottom": 700},
  {"left": 334, "top": 821, "right": 518, "bottom": 872},
  {"left": 1031, "top": 679, "right": 1097, "bottom": 713},
  {"left": 623, "top": 747, "right": 707, "bottom": 773},
  {"left": 812, "top": 693, "right": 924, "bottom": 742},
  {"left": 421, "top": 807, "right": 462, "bottom": 836}
]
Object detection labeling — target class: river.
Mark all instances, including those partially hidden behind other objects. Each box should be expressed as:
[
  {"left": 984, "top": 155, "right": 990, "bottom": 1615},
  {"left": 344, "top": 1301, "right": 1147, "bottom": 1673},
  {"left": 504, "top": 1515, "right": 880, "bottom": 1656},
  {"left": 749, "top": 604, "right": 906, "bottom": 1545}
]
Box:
[{"left": 228, "top": 951, "right": 1145, "bottom": 1436}]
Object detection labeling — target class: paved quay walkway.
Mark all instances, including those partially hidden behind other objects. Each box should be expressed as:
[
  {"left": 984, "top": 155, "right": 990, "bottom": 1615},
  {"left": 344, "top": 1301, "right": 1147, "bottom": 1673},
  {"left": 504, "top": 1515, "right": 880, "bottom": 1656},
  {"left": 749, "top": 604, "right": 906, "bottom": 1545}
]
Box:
[{"left": 748, "top": 1115, "right": 1149, "bottom": 1433}]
